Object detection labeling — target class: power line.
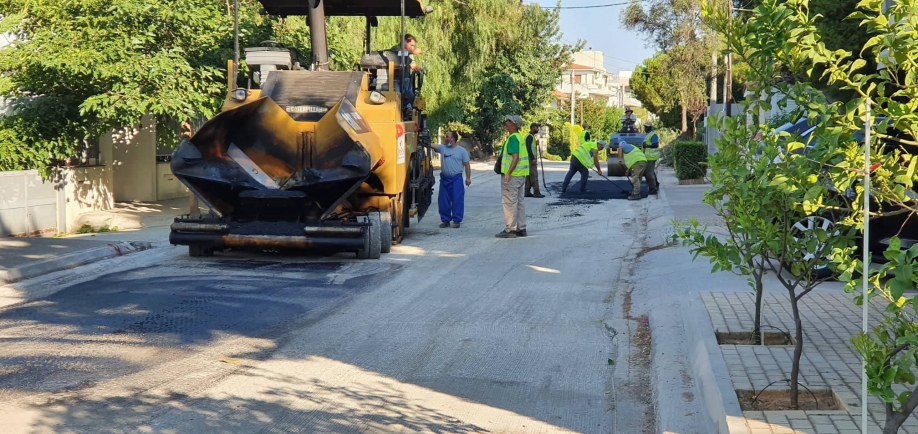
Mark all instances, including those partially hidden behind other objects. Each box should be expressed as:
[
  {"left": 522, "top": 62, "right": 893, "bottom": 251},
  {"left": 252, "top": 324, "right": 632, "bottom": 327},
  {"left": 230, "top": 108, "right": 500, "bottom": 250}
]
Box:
[{"left": 536, "top": 1, "right": 633, "bottom": 9}]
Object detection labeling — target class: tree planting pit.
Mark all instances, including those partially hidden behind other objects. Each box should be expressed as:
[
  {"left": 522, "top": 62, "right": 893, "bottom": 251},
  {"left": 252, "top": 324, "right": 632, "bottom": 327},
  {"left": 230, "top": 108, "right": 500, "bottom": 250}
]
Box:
[
  {"left": 716, "top": 331, "right": 794, "bottom": 346},
  {"left": 736, "top": 389, "right": 840, "bottom": 411}
]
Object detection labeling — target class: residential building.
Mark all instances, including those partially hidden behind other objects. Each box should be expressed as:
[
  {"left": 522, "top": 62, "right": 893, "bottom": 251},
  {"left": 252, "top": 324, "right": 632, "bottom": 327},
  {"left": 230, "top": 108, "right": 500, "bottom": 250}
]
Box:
[{"left": 551, "top": 50, "right": 642, "bottom": 110}]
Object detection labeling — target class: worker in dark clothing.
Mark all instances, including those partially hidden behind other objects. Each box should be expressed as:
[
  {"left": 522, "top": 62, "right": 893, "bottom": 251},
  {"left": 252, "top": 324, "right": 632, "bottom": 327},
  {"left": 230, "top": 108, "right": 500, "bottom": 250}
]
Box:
[
  {"left": 562, "top": 137, "right": 604, "bottom": 194},
  {"left": 580, "top": 123, "right": 592, "bottom": 145},
  {"left": 389, "top": 34, "right": 422, "bottom": 111},
  {"left": 524, "top": 123, "right": 545, "bottom": 198}
]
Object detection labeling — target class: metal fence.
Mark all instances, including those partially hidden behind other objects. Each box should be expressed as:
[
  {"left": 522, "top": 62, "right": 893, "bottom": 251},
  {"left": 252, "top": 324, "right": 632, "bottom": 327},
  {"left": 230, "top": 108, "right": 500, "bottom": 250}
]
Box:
[
  {"left": 704, "top": 103, "right": 745, "bottom": 154},
  {"left": 0, "top": 170, "right": 62, "bottom": 237}
]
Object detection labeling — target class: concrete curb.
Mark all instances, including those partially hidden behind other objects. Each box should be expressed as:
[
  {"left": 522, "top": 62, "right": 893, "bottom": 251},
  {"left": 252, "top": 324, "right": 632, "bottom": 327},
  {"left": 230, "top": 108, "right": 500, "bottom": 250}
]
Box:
[
  {"left": 683, "top": 291, "right": 751, "bottom": 434},
  {"left": 0, "top": 241, "right": 154, "bottom": 284},
  {"left": 651, "top": 305, "right": 704, "bottom": 434},
  {"left": 0, "top": 242, "right": 177, "bottom": 310}
]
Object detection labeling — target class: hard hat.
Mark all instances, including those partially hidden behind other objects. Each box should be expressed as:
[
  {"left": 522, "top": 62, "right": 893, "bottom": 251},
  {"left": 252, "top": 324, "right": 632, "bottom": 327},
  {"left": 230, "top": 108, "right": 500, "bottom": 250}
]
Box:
[
  {"left": 619, "top": 141, "right": 628, "bottom": 147},
  {"left": 597, "top": 140, "right": 606, "bottom": 147},
  {"left": 644, "top": 121, "right": 653, "bottom": 127}
]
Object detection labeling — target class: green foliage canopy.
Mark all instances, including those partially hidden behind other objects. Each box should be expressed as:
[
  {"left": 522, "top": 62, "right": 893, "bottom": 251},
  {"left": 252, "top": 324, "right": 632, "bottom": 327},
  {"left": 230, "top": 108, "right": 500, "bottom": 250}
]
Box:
[{"left": 0, "top": 0, "right": 576, "bottom": 172}]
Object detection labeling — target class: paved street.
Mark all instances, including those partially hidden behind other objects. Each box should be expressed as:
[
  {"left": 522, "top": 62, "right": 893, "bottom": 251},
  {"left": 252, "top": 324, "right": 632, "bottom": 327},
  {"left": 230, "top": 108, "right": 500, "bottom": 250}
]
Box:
[{"left": 0, "top": 161, "right": 673, "bottom": 433}]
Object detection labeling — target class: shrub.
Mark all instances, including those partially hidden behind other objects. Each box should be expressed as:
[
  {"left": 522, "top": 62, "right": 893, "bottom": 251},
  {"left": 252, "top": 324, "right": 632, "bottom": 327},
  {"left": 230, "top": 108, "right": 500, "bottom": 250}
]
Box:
[
  {"left": 660, "top": 145, "right": 675, "bottom": 167},
  {"left": 672, "top": 140, "right": 707, "bottom": 180},
  {"left": 656, "top": 128, "right": 680, "bottom": 167},
  {"left": 541, "top": 152, "right": 562, "bottom": 161}
]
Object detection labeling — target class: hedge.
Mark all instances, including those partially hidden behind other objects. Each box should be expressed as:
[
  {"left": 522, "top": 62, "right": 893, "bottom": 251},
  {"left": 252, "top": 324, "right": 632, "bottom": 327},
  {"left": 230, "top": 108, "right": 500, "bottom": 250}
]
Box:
[{"left": 671, "top": 141, "right": 708, "bottom": 180}]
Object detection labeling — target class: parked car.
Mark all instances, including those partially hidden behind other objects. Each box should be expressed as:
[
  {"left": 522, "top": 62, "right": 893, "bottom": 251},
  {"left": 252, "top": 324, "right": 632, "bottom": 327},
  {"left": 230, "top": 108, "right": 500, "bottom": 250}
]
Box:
[{"left": 783, "top": 117, "right": 917, "bottom": 277}]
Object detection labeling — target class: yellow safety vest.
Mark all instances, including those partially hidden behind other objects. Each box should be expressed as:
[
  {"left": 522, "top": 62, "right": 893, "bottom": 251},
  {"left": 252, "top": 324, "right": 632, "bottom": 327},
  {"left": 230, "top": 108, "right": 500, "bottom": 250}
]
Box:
[
  {"left": 501, "top": 132, "right": 530, "bottom": 176},
  {"left": 572, "top": 141, "right": 598, "bottom": 169},
  {"left": 623, "top": 145, "right": 647, "bottom": 169},
  {"left": 643, "top": 131, "right": 660, "bottom": 161}
]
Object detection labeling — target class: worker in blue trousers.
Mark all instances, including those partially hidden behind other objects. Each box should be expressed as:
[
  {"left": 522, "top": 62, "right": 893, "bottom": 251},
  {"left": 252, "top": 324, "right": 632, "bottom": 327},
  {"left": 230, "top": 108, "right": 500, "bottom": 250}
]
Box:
[{"left": 431, "top": 131, "right": 472, "bottom": 228}]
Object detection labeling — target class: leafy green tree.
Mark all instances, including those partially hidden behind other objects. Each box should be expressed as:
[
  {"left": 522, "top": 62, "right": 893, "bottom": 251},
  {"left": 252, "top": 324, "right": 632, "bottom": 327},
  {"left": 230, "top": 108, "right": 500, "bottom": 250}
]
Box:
[
  {"left": 698, "top": 0, "right": 918, "bottom": 427},
  {"left": 0, "top": 0, "right": 575, "bottom": 172},
  {"left": 370, "top": 0, "right": 578, "bottom": 143},
  {"left": 622, "top": 0, "right": 716, "bottom": 137},
  {"left": 0, "top": 0, "right": 248, "bottom": 172},
  {"left": 631, "top": 55, "right": 677, "bottom": 119}
]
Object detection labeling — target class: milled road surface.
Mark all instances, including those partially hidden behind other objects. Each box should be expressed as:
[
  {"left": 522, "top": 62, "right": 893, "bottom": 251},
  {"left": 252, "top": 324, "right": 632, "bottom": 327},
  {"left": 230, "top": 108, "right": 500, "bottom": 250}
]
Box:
[{"left": 0, "top": 161, "right": 665, "bottom": 433}]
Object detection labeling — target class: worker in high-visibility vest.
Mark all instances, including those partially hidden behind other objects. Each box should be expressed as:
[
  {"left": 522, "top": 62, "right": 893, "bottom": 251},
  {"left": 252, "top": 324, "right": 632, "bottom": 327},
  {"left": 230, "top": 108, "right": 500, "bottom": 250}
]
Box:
[
  {"left": 642, "top": 121, "right": 660, "bottom": 195},
  {"left": 496, "top": 115, "right": 530, "bottom": 239},
  {"left": 617, "top": 140, "right": 648, "bottom": 201},
  {"left": 561, "top": 136, "right": 604, "bottom": 194}
]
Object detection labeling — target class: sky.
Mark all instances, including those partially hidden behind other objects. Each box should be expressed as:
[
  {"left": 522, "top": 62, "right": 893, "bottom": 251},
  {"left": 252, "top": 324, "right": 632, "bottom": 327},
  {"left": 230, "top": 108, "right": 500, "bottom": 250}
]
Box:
[{"left": 529, "top": 0, "right": 658, "bottom": 74}]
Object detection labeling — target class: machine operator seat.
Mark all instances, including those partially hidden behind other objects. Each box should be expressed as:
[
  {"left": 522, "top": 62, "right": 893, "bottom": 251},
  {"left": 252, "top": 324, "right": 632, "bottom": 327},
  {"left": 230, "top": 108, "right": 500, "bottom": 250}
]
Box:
[
  {"left": 244, "top": 44, "right": 299, "bottom": 88},
  {"left": 360, "top": 50, "right": 417, "bottom": 112},
  {"left": 360, "top": 51, "right": 390, "bottom": 90}
]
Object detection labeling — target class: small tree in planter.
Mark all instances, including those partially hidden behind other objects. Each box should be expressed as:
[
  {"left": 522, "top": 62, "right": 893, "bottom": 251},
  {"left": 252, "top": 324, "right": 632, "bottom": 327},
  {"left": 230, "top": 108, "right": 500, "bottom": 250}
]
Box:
[
  {"left": 693, "top": 0, "right": 872, "bottom": 409},
  {"left": 793, "top": 0, "right": 918, "bottom": 430},
  {"left": 676, "top": 105, "right": 860, "bottom": 407},
  {"left": 704, "top": 0, "right": 918, "bottom": 420},
  {"left": 674, "top": 114, "right": 777, "bottom": 345}
]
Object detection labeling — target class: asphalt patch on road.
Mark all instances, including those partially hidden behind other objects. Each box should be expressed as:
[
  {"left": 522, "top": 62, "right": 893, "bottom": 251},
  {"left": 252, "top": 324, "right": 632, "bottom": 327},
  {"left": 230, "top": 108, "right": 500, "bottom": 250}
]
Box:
[
  {"left": 0, "top": 260, "right": 401, "bottom": 393},
  {"left": 545, "top": 180, "right": 650, "bottom": 205}
]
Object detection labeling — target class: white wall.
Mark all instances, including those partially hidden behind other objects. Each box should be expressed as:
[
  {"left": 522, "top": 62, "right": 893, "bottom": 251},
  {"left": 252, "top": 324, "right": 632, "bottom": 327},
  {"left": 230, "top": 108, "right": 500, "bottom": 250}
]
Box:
[
  {"left": 573, "top": 50, "right": 605, "bottom": 70},
  {"left": 110, "top": 114, "right": 158, "bottom": 202},
  {"left": 0, "top": 166, "right": 114, "bottom": 236}
]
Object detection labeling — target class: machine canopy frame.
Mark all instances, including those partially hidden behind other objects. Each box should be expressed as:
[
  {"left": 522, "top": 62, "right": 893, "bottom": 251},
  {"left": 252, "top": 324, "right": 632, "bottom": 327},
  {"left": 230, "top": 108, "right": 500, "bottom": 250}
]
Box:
[{"left": 257, "top": 0, "right": 428, "bottom": 17}]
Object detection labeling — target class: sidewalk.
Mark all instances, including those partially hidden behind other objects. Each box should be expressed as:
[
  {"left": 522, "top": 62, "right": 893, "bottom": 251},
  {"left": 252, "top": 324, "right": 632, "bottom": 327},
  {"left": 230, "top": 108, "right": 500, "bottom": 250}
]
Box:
[
  {"left": 0, "top": 197, "right": 198, "bottom": 284},
  {"left": 649, "top": 166, "right": 892, "bottom": 434}
]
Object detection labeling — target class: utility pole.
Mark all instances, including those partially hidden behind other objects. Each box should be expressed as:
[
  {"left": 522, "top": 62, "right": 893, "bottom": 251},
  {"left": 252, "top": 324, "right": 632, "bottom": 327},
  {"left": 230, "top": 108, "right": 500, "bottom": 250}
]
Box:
[
  {"left": 709, "top": 51, "right": 717, "bottom": 152},
  {"left": 710, "top": 52, "right": 717, "bottom": 108},
  {"left": 725, "top": 0, "right": 734, "bottom": 117},
  {"left": 570, "top": 70, "right": 576, "bottom": 125},
  {"left": 233, "top": 0, "right": 239, "bottom": 87}
]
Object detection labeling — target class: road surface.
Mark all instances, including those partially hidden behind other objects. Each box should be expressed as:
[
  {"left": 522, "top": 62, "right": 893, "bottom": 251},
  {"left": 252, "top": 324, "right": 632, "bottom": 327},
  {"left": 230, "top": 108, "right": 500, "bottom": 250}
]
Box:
[{"left": 0, "top": 161, "right": 670, "bottom": 434}]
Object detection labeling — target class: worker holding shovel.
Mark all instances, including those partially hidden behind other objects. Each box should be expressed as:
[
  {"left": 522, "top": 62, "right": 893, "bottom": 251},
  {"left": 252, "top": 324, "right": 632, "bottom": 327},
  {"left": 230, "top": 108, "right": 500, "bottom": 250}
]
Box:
[
  {"left": 617, "top": 140, "right": 648, "bottom": 201},
  {"left": 561, "top": 138, "right": 604, "bottom": 194}
]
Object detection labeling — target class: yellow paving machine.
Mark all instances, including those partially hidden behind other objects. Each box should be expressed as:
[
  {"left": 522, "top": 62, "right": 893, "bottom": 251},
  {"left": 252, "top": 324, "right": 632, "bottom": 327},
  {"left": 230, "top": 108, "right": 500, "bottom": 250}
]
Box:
[{"left": 169, "top": 0, "right": 436, "bottom": 259}]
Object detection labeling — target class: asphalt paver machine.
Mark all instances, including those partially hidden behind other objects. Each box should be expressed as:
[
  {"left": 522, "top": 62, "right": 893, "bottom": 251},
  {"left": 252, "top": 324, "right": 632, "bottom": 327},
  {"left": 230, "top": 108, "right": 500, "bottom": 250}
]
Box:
[{"left": 169, "top": 0, "right": 436, "bottom": 259}]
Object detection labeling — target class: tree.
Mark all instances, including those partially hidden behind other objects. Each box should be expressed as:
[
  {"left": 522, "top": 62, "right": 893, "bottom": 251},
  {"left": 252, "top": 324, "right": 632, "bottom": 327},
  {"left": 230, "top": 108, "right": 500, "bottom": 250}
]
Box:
[
  {"left": 371, "top": 0, "right": 579, "bottom": 145},
  {"left": 0, "top": 0, "right": 576, "bottom": 172},
  {"left": 700, "top": 0, "right": 918, "bottom": 427},
  {"left": 621, "top": 0, "right": 716, "bottom": 138},
  {"left": 630, "top": 54, "right": 678, "bottom": 118},
  {"left": 0, "top": 0, "right": 248, "bottom": 173}
]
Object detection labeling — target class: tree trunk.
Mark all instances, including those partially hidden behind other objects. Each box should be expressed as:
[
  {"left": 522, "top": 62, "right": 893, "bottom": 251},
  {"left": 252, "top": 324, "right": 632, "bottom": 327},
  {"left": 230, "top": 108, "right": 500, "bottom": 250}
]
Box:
[
  {"left": 885, "top": 417, "right": 903, "bottom": 434},
  {"left": 884, "top": 382, "right": 918, "bottom": 434},
  {"left": 681, "top": 104, "right": 688, "bottom": 134},
  {"left": 790, "top": 294, "right": 803, "bottom": 408},
  {"left": 752, "top": 262, "right": 764, "bottom": 344}
]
